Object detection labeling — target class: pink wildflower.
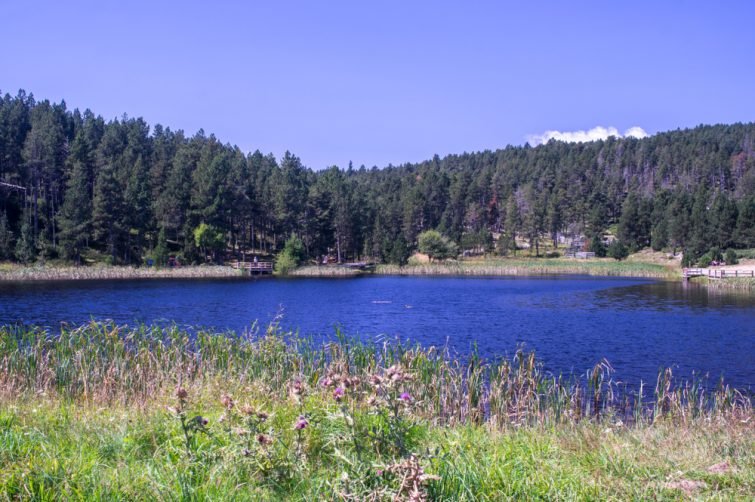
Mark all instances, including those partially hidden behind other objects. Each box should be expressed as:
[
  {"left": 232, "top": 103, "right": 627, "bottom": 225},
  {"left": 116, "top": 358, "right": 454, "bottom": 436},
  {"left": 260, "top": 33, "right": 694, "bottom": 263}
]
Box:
[
  {"left": 333, "top": 387, "right": 345, "bottom": 402},
  {"left": 294, "top": 415, "right": 309, "bottom": 430}
]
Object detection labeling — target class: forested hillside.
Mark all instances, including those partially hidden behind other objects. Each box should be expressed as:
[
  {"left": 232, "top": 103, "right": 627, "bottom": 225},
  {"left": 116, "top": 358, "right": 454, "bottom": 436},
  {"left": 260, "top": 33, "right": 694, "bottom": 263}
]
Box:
[{"left": 1, "top": 90, "right": 754, "bottom": 266}]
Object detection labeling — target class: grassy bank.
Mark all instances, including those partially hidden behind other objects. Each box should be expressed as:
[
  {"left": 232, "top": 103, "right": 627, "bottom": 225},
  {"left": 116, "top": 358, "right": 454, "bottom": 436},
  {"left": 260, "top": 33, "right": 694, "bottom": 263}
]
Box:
[
  {"left": 376, "top": 257, "right": 678, "bottom": 279},
  {"left": 692, "top": 276, "right": 755, "bottom": 291},
  {"left": 0, "top": 322, "right": 751, "bottom": 499},
  {"left": 290, "top": 265, "right": 364, "bottom": 277},
  {"left": 0, "top": 263, "right": 241, "bottom": 281}
]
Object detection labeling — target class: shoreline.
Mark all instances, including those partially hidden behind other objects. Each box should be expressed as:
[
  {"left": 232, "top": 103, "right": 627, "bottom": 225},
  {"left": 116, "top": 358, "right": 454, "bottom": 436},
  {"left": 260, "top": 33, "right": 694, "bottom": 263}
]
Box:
[
  {"left": 295, "top": 257, "right": 680, "bottom": 280},
  {"left": 3, "top": 260, "right": 753, "bottom": 291},
  {"left": 0, "top": 264, "right": 242, "bottom": 281},
  {"left": 2, "top": 260, "right": 675, "bottom": 282}
]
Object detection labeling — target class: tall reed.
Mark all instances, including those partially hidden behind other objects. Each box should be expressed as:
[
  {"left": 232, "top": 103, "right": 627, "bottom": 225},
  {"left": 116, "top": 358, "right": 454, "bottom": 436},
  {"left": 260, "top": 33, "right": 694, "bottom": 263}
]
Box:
[{"left": 0, "top": 321, "right": 749, "bottom": 427}]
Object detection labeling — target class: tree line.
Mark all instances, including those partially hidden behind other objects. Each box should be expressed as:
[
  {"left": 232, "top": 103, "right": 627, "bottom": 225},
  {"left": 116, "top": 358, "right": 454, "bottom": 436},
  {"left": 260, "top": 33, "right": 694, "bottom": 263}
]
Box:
[{"left": 1, "top": 89, "right": 754, "bottom": 266}]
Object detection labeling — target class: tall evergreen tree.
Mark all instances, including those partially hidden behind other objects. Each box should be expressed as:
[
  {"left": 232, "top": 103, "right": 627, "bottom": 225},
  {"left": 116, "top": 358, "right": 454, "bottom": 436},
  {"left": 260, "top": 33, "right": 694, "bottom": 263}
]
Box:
[{"left": 57, "top": 159, "right": 91, "bottom": 263}]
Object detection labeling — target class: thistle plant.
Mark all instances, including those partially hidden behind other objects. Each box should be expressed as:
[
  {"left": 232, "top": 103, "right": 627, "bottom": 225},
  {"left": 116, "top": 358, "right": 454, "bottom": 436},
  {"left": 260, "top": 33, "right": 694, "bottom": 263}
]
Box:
[
  {"left": 322, "top": 371, "right": 364, "bottom": 460},
  {"left": 168, "top": 386, "right": 209, "bottom": 458},
  {"left": 367, "top": 365, "right": 417, "bottom": 457}
]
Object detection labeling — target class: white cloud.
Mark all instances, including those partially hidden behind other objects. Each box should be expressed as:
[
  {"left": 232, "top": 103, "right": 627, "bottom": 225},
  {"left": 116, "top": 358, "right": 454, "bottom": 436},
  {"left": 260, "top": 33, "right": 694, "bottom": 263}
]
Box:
[{"left": 527, "top": 126, "right": 649, "bottom": 146}]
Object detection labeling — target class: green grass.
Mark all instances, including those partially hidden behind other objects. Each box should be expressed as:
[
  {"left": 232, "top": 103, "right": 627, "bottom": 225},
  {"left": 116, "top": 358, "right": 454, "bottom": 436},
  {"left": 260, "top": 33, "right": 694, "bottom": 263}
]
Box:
[
  {"left": 0, "top": 322, "right": 751, "bottom": 500},
  {"left": 1, "top": 397, "right": 751, "bottom": 500}
]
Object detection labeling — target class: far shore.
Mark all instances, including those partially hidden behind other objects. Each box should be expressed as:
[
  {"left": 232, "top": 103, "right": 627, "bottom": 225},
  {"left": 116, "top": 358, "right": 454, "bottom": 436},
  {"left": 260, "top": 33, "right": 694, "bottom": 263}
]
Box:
[
  {"left": 0, "top": 257, "right": 683, "bottom": 282},
  {"left": 0, "top": 264, "right": 242, "bottom": 281},
  {"left": 4, "top": 257, "right": 754, "bottom": 291},
  {"left": 374, "top": 258, "right": 678, "bottom": 279},
  {"left": 295, "top": 254, "right": 681, "bottom": 279}
]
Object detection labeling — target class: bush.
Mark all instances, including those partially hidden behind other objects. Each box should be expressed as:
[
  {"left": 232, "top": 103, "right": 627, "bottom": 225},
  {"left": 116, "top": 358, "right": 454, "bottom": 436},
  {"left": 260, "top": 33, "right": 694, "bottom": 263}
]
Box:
[
  {"left": 697, "top": 253, "right": 712, "bottom": 268},
  {"left": 274, "top": 251, "right": 298, "bottom": 275},
  {"left": 193, "top": 223, "right": 224, "bottom": 260},
  {"left": 590, "top": 235, "right": 607, "bottom": 258},
  {"left": 607, "top": 240, "right": 629, "bottom": 261},
  {"left": 725, "top": 248, "right": 738, "bottom": 265},
  {"left": 708, "top": 247, "right": 723, "bottom": 263},
  {"left": 417, "top": 230, "right": 458, "bottom": 261},
  {"left": 275, "top": 234, "right": 306, "bottom": 275},
  {"left": 544, "top": 251, "right": 560, "bottom": 258}
]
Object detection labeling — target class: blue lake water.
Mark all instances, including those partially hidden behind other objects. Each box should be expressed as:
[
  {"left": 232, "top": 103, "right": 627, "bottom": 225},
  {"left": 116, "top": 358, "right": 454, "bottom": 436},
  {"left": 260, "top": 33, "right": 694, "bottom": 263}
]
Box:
[{"left": 0, "top": 275, "right": 753, "bottom": 389}]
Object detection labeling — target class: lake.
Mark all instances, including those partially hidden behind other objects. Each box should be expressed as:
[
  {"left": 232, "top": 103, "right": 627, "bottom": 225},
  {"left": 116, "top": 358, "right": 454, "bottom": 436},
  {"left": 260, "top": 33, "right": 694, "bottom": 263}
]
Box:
[{"left": 1, "top": 275, "right": 753, "bottom": 389}]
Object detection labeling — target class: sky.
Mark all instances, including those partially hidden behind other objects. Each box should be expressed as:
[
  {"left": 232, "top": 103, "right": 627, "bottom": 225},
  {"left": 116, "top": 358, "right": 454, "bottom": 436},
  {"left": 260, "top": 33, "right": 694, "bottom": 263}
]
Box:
[{"left": 2, "top": 1, "right": 755, "bottom": 170}]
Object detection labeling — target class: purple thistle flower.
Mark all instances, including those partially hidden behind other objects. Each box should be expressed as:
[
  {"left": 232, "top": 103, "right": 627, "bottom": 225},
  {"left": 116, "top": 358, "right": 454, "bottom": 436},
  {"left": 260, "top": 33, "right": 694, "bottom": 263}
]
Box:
[
  {"left": 399, "top": 392, "right": 412, "bottom": 402},
  {"left": 294, "top": 415, "right": 309, "bottom": 430},
  {"left": 333, "top": 387, "right": 345, "bottom": 402}
]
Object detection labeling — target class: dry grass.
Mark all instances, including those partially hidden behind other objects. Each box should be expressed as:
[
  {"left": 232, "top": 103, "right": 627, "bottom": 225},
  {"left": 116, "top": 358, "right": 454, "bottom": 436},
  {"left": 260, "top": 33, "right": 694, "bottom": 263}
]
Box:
[
  {"left": 290, "top": 265, "right": 364, "bottom": 277},
  {"left": 376, "top": 257, "right": 678, "bottom": 279},
  {"left": 0, "top": 263, "right": 242, "bottom": 281}
]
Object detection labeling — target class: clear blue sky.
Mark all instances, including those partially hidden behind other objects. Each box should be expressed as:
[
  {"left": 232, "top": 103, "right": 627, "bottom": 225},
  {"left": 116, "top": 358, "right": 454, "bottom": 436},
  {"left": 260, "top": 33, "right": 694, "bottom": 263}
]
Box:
[{"left": 2, "top": 1, "right": 754, "bottom": 169}]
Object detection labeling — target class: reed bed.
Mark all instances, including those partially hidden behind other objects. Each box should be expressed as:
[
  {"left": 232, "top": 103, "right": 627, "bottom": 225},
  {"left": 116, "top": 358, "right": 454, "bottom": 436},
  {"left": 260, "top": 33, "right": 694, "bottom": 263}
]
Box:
[
  {"left": 1, "top": 322, "right": 747, "bottom": 426},
  {"left": 376, "top": 258, "right": 678, "bottom": 279},
  {"left": 0, "top": 322, "right": 752, "bottom": 499},
  {"left": 694, "top": 276, "right": 755, "bottom": 291},
  {"left": 0, "top": 264, "right": 241, "bottom": 281},
  {"left": 290, "top": 265, "right": 364, "bottom": 277}
]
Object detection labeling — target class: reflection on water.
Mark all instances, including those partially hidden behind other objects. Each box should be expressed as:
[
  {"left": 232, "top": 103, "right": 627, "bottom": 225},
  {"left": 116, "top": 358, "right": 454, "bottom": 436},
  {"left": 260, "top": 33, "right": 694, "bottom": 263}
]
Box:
[
  {"left": 0, "top": 275, "right": 753, "bottom": 389},
  {"left": 599, "top": 281, "right": 755, "bottom": 310}
]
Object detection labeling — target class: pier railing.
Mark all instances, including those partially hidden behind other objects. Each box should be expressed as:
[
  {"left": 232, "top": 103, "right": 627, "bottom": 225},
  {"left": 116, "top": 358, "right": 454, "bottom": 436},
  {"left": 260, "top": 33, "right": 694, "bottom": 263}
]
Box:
[
  {"left": 228, "top": 260, "right": 273, "bottom": 274},
  {"left": 683, "top": 268, "right": 755, "bottom": 280}
]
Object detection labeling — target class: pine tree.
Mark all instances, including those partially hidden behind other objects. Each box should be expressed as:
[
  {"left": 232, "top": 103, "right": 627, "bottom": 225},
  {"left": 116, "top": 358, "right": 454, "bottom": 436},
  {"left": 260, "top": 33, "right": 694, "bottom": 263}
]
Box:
[
  {"left": 0, "top": 211, "right": 13, "bottom": 259},
  {"left": 15, "top": 218, "right": 35, "bottom": 263},
  {"left": 92, "top": 165, "right": 125, "bottom": 263},
  {"left": 153, "top": 226, "right": 169, "bottom": 266},
  {"left": 57, "top": 160, "right": 92, "bottom": 263}
]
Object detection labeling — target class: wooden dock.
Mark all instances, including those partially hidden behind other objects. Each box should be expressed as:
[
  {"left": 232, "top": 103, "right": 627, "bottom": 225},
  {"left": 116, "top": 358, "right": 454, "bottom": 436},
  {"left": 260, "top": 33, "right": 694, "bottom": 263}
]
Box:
[
  {"left": 683, "top": 268, "right": 755, "bottom": 281},
  {"left": 228, "top": 260, "right": 273, "bottom": 275}
]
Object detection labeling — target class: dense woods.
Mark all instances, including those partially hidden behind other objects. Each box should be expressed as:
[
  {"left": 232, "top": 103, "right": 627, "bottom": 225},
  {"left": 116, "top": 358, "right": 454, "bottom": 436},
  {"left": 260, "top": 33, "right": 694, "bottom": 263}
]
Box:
[{"left": 1, "top": 89, "right": 754, "bottom": 267}]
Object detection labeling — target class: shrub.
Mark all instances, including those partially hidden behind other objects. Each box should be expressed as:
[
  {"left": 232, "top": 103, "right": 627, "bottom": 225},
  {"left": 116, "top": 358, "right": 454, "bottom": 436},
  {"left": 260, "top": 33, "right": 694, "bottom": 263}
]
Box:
[
  {"left": 725, "top": 248, "right": 739, "bottom": 265},
  {"left": 709, "top": 246, "right": 723, "bottom": 263},
  {"left": 417, "top": 230, "right": 458, "bottom": 261},
  {"left": 590, "top": 235, "right": 607, "bottom": 257},
  {"left": 607, "top": 240, "right": 629, "bottom": 261},
  {"left": 275, "top": 234, "right": 306, "bottom": 275}
]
